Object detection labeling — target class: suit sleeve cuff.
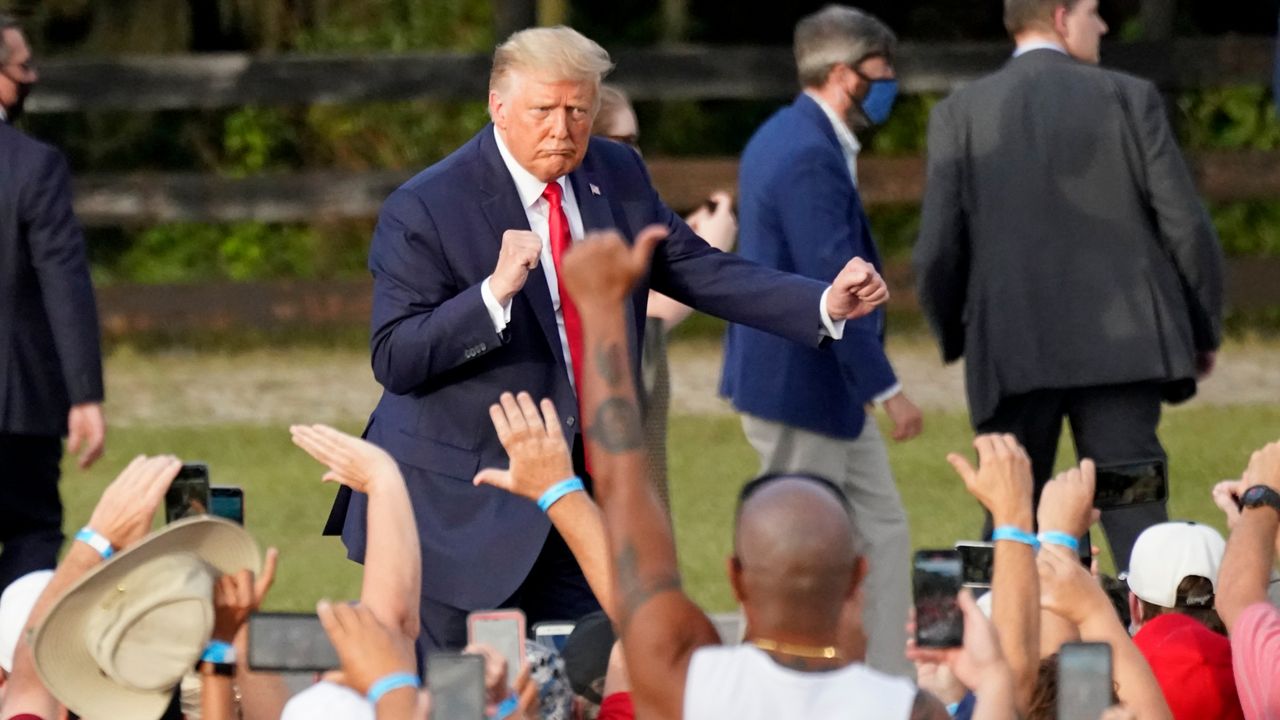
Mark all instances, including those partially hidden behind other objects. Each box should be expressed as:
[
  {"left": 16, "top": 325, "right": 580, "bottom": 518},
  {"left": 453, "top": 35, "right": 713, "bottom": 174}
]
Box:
[
  {"left": 872, "top": 382, "right": 902, "bottom": 406},
  {"left": 480, "top": 276, "right": 512, "bottom": 333},
  {"left": 818, "top": 287, "right": 846, "bottom": 340}
]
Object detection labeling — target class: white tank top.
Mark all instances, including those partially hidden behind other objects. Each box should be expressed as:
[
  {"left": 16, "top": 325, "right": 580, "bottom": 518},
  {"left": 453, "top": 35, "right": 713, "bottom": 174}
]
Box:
[{"left": 684, "top": 645, "right": 917, "bottom": 720}]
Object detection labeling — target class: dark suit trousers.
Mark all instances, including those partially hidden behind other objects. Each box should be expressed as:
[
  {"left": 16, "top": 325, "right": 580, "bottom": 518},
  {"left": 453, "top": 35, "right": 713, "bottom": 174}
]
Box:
[
  {"left": 976, "top": 383, "right": 1168, "bottom": 573},
  {"left": 415, "top": 434, "right": 601, "bottom": 655},
  {"left": 0, "top": 434, "right": 63, "bottom": 591}
]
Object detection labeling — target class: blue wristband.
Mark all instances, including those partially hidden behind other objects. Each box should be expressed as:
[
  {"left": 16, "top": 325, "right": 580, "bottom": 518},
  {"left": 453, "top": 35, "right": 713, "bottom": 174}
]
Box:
[
  {"left": 201, "top": 640, "right": 236, "bottom": 664},
  {"left": 74, "top": 527, "right": 114, "bottom": 559},
  {"left": 991, "top": 526, "right": 1040, "bottom": 550},
  {"left": 537, "top": 477, "right": 585, "bottom": 512},
  {"left": 492, "top": 694, "right": 519, "bottom": 720},
  {"left": 1038, "top": 531, "right": 1080, "bottom": 553},
  {"left": 366, "top": 672, "right": 420, "bottom": 704}
]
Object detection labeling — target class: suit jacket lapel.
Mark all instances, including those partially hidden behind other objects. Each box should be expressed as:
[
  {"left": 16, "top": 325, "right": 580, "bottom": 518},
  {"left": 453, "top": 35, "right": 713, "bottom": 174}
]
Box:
[
  {"left": 476, "top": 127, "right": 568, "bottom": 370},
  {"left": 568, "top": 167, "right": 618, "bottom": 236}
]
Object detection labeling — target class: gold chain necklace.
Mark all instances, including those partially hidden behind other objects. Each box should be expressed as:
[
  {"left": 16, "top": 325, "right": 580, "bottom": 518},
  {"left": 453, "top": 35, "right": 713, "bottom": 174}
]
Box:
[{"left": 750, "top": 638, "right": 843, "bottom": 660}]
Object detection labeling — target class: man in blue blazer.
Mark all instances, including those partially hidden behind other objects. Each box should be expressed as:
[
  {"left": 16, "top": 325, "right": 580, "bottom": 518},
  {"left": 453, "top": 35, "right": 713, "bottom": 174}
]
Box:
[
  {"left": 0, "top": 15, "right": 106, "bottom": 592},
  {"left": 720, "top": 6, "right": 919, "bottom": 676},
  {"left": 325, "top": 25, "right": 889, "bottom": 651}
]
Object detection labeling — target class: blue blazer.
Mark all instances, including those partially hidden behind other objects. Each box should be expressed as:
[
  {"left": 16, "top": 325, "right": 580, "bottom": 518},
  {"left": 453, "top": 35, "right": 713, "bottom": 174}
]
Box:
[
  {"left": 721, "top": 94, "right": 897, "bottom": 440},
  {"left": 326, "top": 125, "right": 829, "bottom": 609},
  {"left": 0, "top": 123, "right": 103, "bottom": 436}
]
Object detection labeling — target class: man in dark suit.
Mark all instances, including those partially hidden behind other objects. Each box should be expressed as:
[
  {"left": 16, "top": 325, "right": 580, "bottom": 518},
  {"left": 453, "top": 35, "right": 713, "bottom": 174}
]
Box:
[
  {"left": 913, "top": 0, "right": 1224, "bottom": 570},
  {"left": 720, "top": 5, "right": 919, "bottom": 676},
  {"left": 325, "top": 25, "right": 889, "bottom": 651},
  {"left": 0, "top": 15, "right": 107, "bottom": 592}
]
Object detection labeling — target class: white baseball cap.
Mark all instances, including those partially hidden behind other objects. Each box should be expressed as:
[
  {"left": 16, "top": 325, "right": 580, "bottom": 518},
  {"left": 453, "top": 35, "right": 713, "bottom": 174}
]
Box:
[
  {"left": 282, "top": 681, "right": 375, "bottom": 720},
  {"left": 0, "top": 569, "right": 54, "bottom": 672},
  {"left": 1127, "top": 521, "right": 1226, "bottom": 609}
]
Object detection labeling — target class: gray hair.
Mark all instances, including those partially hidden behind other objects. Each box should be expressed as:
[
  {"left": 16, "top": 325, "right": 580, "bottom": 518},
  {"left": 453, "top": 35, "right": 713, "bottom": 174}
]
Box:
[
  {"left": 489, "top": 25, "right": 614, "bottom": 98},
  {"left": 794, "top": 5, "right": 896, "bottom": 89},
  {"left": 0, "top": 14, "right": 21, "bottom": 67}
]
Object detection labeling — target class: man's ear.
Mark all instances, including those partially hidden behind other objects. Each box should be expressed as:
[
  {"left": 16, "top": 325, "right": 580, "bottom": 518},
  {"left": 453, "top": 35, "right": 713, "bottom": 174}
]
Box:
[
  {"left": 728, "top": 555, "right": 748, "bottom": 604},
  {"left": 1127, "top": 591, "right": 1142, "bottom": 627},
  {"left": 849, "top": 555, "right": 869, "bottom": 598},
  {"left": 488, "top": 90, "right": 507, "bottom": 129},
  {"left": 1051, "top": 4, "right": 1071, "bottom": 38}
]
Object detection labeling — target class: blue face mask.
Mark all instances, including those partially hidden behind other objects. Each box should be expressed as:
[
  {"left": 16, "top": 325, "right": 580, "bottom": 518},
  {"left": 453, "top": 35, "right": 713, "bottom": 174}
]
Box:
[{"left": 858, "top": 78, "right": 899, "bottom": 125}]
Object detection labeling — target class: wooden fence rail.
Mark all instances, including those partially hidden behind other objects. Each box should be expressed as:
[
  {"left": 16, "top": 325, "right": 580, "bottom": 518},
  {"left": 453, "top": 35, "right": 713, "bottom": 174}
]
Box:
[
  {"left": 72, "top": 149, "right": 1280, "bottom": 225},
  {"left": 28, "top": 37, "right": 1276, "bottom": 113},
  {"left": 97, "top": 257, "right": 1280, "bottom": 339}
]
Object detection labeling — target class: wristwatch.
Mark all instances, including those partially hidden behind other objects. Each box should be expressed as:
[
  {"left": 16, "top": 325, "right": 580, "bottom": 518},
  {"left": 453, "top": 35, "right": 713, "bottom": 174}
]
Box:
[{"left": 1239, "top": 485, "right": 1280, "bottom": 515}]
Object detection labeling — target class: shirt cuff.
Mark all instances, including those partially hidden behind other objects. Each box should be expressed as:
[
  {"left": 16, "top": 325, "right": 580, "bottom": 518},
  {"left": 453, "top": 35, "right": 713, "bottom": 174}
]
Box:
[
  {"left": 480, "top": 276, "right": 513, "bottom": 333},
  {"left": 872, "top": 383, "right": 903, "bottom": 406},
  {"left": 818, "top": 287, "right": 846, "bottom": 340}
]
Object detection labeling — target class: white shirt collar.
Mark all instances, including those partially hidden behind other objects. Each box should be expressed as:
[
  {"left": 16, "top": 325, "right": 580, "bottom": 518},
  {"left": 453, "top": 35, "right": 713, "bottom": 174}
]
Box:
[
  {"left": 493, "top": 125, "right": 568, "bottom": 209},
  {"left": 0, "top": 105, "right": 7, "bottom": 123},
  {"left": 1013, "top": 40, "right": 1068, "bottom": 58},
  {"left": 804, "top": 90, "right": 861, "bottom": 157}
]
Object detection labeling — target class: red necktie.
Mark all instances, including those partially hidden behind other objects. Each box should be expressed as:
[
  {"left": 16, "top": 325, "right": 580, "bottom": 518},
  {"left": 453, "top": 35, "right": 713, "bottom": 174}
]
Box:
[{"left": 542, "top": 182, "right": 588, "bottom": 425}]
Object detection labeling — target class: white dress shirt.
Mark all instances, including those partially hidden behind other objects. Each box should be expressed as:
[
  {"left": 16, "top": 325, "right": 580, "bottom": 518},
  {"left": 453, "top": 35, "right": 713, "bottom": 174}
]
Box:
[
  {"left": 802, "top": 93, "right": 902, "bottom": 405},
  {"left": 1013, "top": 40, "right": 1068, "bottom": 58},
  {"left": 480, "top": 126, "right": 847, "bottom": 394}
]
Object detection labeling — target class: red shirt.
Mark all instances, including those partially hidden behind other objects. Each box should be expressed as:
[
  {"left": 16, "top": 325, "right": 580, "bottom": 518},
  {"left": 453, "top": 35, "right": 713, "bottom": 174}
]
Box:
[
  {"left": 1134, "top": 612, "right": 1244, "bottom": 720},
  {"left": 597, "top": 692, "right": 635, "bottom": 720}
]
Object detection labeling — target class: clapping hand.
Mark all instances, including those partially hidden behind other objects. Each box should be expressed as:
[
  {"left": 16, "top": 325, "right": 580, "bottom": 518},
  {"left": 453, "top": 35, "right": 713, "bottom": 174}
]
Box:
[
  {"left": 1037, "top": 460, "right": 1098, "bottom": 539},
  {"left": 290, "top": 424, "right": 401, "bottom": 495},
  {"left": 87, "top": 455, "right": 183, "bottom": 550},
  {"left": 473, "top": 392, "right": 574, "bottom": 502}
]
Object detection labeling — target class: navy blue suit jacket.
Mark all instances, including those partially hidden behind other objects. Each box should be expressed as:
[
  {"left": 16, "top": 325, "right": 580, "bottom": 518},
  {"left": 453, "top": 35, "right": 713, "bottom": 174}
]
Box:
[
  {"left": 720, "top": 94, "right": 896, "bottom": 440},
  {"left": 0, "top": 123, "right": 103, "bottom": 436},
  {"left": 326, "top": 125, "right": 829, "bottom": 608}
]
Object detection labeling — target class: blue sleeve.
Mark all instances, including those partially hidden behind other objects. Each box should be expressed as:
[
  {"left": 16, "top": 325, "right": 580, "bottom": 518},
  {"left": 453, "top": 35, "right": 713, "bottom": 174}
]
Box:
[
  {"left": 368, "top": 189, "right": 503, "bottom": 394},
  {"left": 773, "top": 146, "right": 897, "bottom": 402}
]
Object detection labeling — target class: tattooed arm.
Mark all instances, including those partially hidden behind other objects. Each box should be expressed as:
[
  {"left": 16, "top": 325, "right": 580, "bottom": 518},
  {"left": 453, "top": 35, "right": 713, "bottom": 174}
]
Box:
[{"left": 561, "top": 226, "right": 721, "bottom": 720}]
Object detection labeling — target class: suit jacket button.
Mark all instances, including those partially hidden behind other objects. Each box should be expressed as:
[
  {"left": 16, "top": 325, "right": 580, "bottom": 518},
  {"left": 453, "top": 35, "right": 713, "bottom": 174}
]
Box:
[
  {"left": 566, "top": 416, "right": 576, "bottom": 427},
  {"left": 478, "top": 343, "right": 487, "bottom": 351}
]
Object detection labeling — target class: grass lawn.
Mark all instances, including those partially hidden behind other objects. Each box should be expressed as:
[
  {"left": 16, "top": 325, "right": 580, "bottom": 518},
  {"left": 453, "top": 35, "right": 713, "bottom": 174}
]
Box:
[{"left": 56, "top": 405, "right": 1280, "bottom": 614}]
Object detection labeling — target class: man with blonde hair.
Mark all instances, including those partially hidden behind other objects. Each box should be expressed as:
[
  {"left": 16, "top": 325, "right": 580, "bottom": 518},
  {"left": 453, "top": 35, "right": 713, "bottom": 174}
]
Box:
[{"left": 326, "top": 25, "right": 889, "bottom": 651}]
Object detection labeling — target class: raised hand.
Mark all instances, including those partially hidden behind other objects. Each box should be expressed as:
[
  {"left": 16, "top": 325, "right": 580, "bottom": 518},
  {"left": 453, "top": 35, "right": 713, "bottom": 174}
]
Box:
[
  {"left": 906, "top": 590, "right": 1011, "bottom": 695},
  {"left": 1037, "top": 460, "right": 1098, "bottom": 539},
  {"left": 87, "top": 454, "right": 182, "bottom": 549},
  {"left": 1037, "top": 546, "right": 1109, "bottom": 627},
  {"left": 560, "top": 225, "right": 667, "bottom": 308},
  {"left": 946, "top": 434, "right": 1034, "bottom": 528},
  {"left": 290, "top": 424, "right": 401, "bottom": 495},
  {"left": 212, "top": 548, "right": 279, "bottom": 643},
  {"left": 317, "top": 601, "right": 416, "bottom": 695},
  {"left": 473, "top": 392, "right": 574, "bottom": 502},
  {"left": 1211, "top": 479, "right": 1246, "bottom": 530},
  {"left": 490, "top": 229, "right": 544, "bottom": 304},
  {"left": 1242, "top": 439, "right": 1280, "bottom": 493},
  {"left": 825, "top": 257, "right": 889, "bottom": 321}
]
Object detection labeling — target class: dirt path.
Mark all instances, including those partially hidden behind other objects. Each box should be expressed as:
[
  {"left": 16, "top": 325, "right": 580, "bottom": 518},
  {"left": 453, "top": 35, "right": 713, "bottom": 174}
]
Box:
[{"left": 103, "top": 338, "right": 1280, "bottom": 427}]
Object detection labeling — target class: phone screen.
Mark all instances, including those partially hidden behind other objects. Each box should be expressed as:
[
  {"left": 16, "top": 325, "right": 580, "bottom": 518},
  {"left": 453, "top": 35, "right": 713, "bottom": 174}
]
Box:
[
  {"left": 532, "top": 622, "right": 575, "bottom": 653},
  {"left": 1057, "top": 642, "right": 1113, "bottom": 720},
  {"left": 955, "top": 542, "right": 994, "bottom": 588},
  {"left": 247, "top": 613, "right": 339, "bottom": 672},
  {"left": 467, "top": 610, "right": 526, "bottom": 691},
  {"left": 1093, "top": 460, "right": 1167, "bottom": 509},
  {"left": 913, "top": 549, "right": 963, "bottom": 648},
  {"left": 428, "top": 653, "right": 486, "bottom": 720},
  {"left": 165, "top": 463, "right": 210, "bottom": 523},
  {"left": 210, "top": 486, "right": 244, "bottom": 525}
]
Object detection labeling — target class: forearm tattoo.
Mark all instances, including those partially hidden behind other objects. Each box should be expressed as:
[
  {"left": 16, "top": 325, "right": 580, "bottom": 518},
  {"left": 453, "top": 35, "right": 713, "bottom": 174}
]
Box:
[
  {"left": 615, "top": 542, "right": 683, "bottom": 628},
  {"left": 595, "top": 342, "right": 627, "bottom": 388},
  {"left": 586, "top": 397, "right": 643, "bottom": 453}
]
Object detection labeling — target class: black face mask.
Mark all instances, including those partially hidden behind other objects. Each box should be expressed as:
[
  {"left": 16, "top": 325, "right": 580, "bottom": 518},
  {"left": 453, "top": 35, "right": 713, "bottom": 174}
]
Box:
[{"left": 1, "top": 67, "right": 33, "bottom": 122}]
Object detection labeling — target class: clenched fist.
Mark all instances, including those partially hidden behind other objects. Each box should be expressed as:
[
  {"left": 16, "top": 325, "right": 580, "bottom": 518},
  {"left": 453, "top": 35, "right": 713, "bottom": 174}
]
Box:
[
  {"left": 825, "top": 257, "right": 889, "bottom": 321},
  {"left": 490, "top": 230, "right": 543, "bottom": 304}
]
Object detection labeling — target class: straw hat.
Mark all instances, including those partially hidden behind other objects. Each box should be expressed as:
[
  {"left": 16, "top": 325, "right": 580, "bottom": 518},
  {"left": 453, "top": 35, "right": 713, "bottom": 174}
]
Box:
[{"left": 32, "top": 516, "right": 260, "bottom": 720}]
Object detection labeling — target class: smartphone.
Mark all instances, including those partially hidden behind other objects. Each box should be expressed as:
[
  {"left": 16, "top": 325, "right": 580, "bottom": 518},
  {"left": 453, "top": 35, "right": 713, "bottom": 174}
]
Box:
[
  {"left": 247, "top": 612, "right": 339, "bottom": 672},
  {"left": 955, "top": 541, "right": 994, "bottom": 589},
  {"left": 532, "top": 621, "right": 575, "bottom": 653},
  {"left": 1093, "top": 460, "right": 1167, "bottom": 509},
  {"left": 210, "top": 485, "right": 244, "bottom": 525},
  {"left": 467, "top": 609, "right": 526, "bottom": 691},
  {"left": 913, "top": 549, "right": 964, "bottom": 648},
  {"left": 428, "top": 652, "right": 485, "bottom": 720},
  {"left": 164, "top": 463, "right": 210, "bottom": 523},
  {"left": 1057, "top": 641, "right": 1113, "bottom": 720}
]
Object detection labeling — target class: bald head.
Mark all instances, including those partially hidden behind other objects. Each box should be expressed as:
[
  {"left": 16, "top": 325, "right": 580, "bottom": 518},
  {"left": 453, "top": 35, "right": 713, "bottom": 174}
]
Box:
[{"left": 732, "top": 476, "right": 862, "bottom": 631}]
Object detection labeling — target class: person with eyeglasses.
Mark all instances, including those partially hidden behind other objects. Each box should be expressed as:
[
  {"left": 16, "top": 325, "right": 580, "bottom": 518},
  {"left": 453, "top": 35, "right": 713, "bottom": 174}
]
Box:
[{"left": 0, "top": 13, "right": 107, "bottom": 597}]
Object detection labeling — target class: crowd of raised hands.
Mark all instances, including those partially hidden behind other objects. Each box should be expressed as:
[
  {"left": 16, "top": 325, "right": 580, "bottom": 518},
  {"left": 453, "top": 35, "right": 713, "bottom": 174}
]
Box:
[{"left": 2, "top": 226, "right": 1278, "bottom": 720}]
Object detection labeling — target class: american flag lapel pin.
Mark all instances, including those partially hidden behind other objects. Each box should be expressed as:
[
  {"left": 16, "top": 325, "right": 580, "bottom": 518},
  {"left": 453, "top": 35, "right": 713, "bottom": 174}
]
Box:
[{"left": 589, "top": 183, "right": 602, "bottom": 196}]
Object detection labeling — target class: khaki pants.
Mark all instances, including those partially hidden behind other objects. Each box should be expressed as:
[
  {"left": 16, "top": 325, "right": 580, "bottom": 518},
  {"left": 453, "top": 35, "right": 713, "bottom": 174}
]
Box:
[{"left": 741, "top": 414, "right": 913, "bottom": 678}]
